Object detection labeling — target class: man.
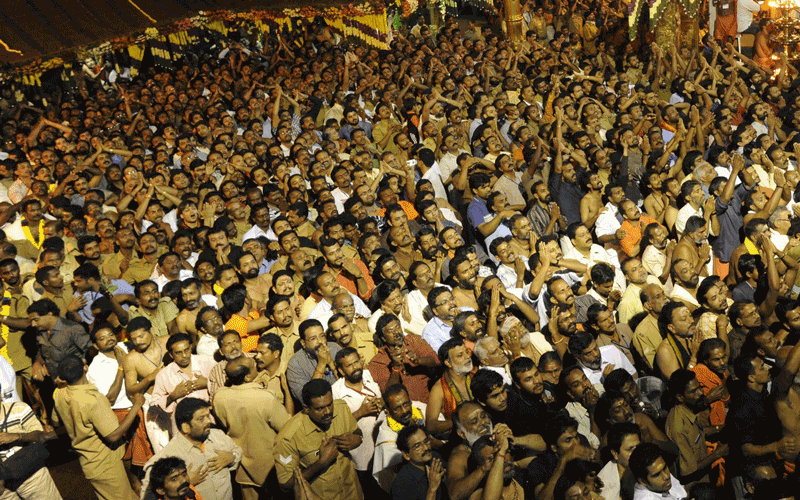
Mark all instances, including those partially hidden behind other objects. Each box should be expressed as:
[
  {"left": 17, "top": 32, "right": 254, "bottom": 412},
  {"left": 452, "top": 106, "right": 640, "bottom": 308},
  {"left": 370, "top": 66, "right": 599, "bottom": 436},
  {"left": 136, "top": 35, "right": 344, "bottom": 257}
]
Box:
[
  {"left": 641, "top": 223, "right": 676, "bottom": 293},
  {"left": 214, "top": 356, "right": 290, "bottom": 500},
  {"left": 675, "top": 180, "right": 712, "bottom": 237},
  {"left": 527, "top": 180, "right": 564, "bottom": 237},
  {"left": 391, "top": 425, "right": 446, "bottom": 500},
  {"left": 331, "top": 347, "right": 383, "bottom": 492},
  {"left": 656, "top": 302, "right": 700, "bottom": 380},
  {"left": 233, "top": 251, "right": 271, "bottom": 312},
  {"left": 264, "top": 294, "right": 301, "bottom": 373},
  {"left": 175, "top": 279, "right": 204, "bottom": 340},
  {"left": 695, "top": 279, "right": 733, "bottom": 342},
  {"left": 128, "top": 279, "right": 179, "bottom": 338},
  {"left": 619, "top": 257, "right": 662, "bottom": 325},
  {"left": 53, "top": 355, "right": 145, "bottom": 500},
  {"left": 372, "top": 384, "right": 430, "bottom": 491},
  {"left": 599, "top": 423, "right": 641, "bottom": 500},
  {"left": 28, "top": 298, "right": 91, "bottom": 382},
  {"left": 33, "top": 266, "right": 80, "bottom": 320},
  {"left": 102, "top": 226, "right": 137, "bottom": 280},
  {"left": 121, "top": 232, "right": 160, "bottom": 283},
  {"left": 489, "top": 236, "right": 527, "bottom": 290},
  {"left": 619, "top": 200, "right": 661, "bottom": 258},
  {"left": 548, "top": 156, "right": 583, "bottom": 226},
  {"left": 728, "top": 350, "right": 794, "bottom": 484},
  {"left": 147, "top": 457, "right": 199, "bottom": 500},
  {"left": 665, "top": 369, "right": 728, "bottom": 484},
  {"left": 505, "top": 357, "right": 551, "bottom": 439},
  {"left": 367, "top": 280, "right": 416, "bottom": 338},
  {"left": 448, "top": 253, "right": 481, "bottom": 310},
  {"left": 467, "top": 173, "right": 515, "bottom": 244},
  {"left": 151, "top": 333, "right": 215, "bottom": 424},
  {"left": 286, "top": 319, "right": 341, "bottom": 401},
  {"left": 71, "top": 262, "right": 132, "bottom": 326},
  {"left": 319, "top": 236, "right": 374, "bottom": 301},
  {"left": 629, "top": 443, "right": 688, "bottom": 500},
  {"left": 368, "top": 314, "right": 438, "bottom": 403},
  {"left": 568, "top": 330, "right": 637, "bottom": 393},
  {"left": 473, "top": 337, "right": 511, "bottom": 385},
  {"left": 526, "top": 412, "right": 598, "bottom": 500},
  {"left": 559, "top": 365, "right": 602, "bottom": 449},
  {"left": 668, "top": 259, "right": 702, "bottom": 311},
  {"left": 427, "top": 338, "right": 474, "bottom": 435},
  {"left": 633, "top": 284, "right": 669, "bottom": 373},
  {"left": 273, "top": 379, "right": 364, "bottom": 500},
  {"left": 328, "top": 313, "right": 378, "bottom": 364},
  {"left": 562, "top": 223, "right": 625, "bottom": 291},
  {"left": 207, "top": 331, "right": 251, "bottom": 403},
  {"left": 88, "top": 324, "right": 152, "bottom": 482},
  {"left": 422, "top": 286, "right": 463, "bottom": 352},
  {"left": 141, "top": 398, "right": 242, "bottom": 500},
  {"left": 594, "top": 183, "right": 628, "bottom": 246},
  {"left": 304, "top": 268, "right": 370, "bottom": 324},
  {"left": 220, "top": 284, "right": 270, "bottom": 353},
  {"left": 5, "top": 199, "right": 45, "bottom": 250},
  {"left": 673, "top": 215, "right": 711, "bottom": 279}
]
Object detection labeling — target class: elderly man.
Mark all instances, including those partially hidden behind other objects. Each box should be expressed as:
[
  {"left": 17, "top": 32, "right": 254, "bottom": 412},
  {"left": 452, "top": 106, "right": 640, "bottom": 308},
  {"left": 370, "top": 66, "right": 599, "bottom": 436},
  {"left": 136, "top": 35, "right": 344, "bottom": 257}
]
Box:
[
  {"left": 568, "top": 330, "right": 637, "bottom": 394},
  {"left": 473, "top": 336, "right": 511, "bottom": 385}
]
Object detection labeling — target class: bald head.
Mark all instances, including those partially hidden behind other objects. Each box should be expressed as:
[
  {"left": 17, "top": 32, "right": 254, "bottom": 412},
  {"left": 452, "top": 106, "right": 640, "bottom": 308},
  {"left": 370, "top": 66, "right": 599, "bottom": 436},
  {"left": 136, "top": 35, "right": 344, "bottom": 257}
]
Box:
[{"left": 225, "top": 355, "right": 256, "bottom": 385}]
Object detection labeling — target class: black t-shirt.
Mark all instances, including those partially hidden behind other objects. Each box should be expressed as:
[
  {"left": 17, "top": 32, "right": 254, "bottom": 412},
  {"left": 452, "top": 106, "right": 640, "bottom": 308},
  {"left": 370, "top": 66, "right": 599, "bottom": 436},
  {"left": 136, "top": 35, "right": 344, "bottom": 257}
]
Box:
[
  {"left": 391, "top": 452, "right": 444, "bottom": 500},
  {"left": 525, "top": 451, "right": 560, "bottom": 490},
  {"left": 505, "top": 387, "right": 551, "bottom": 438}
]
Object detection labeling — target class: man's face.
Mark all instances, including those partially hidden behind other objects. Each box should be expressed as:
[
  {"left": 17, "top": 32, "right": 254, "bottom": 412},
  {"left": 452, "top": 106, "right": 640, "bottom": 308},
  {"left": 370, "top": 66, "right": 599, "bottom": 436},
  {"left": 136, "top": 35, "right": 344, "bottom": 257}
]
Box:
[
  {"left": 481, "top": 338, "right": 508, "bottom": 367},
  {"left": 219, "top": 333, "right": 243, "bottom": 361},
  {"left": 623, "top": 259, "right": 649, "bottom": 285},
  {"left": 641, "top": 458, "right": 672, "bottom": 494},
  {"left": 170, "top": 339, "right": 193, "bottom": 369},
  {"left": 0, "top": 264, "right": 21, "bottom": 286},
  {"left": 571, "top": 225, "right": 593, "bottom": 251},
  {"left": 337, "top": 352, "right": 364, "bottom": 384},
  {"left": 386, "top": 390, "right": 414, "bottom": 425},
  {"left": 515, "top": 366, "right": 544, "bottom": 396},
  {"left": 433, "top": 291, "right": 460, "bottom": 321},
  {"left": 301, "top": 325, "right": 327, "bottom": 356},
  {"left": 208, "top": 231, "right": 229, "bottom": 251},
  {"left": 483, "top": 384, "right": 508, "bottom": 412},
  {"left": 456, "top": 404, "right": 493, "bottom": 444},
  {"left": 446, "top": 344, "right": 473, "bottom": 375},
  {"left": 455, "top": 261, "right": 477, "bottom": 290},
  {"left": 138, "top": 283, "right": 160, "bottom": 310},
  {"left": 156, "top": 467, "right": 192, "bottom": 499},
  {"left": 316, "top": 273, "right": 343, "bottom": 300},
  {"left": 442, "top": 228, "right": 464, "bottom": 250},
  {"left": 305, "top": 392, "right": 335, "bottom": 430},
  {"left": 577, "top": 340, "right": 602, "bottom": 371},
  {"left": 402, "top": 429, "right": 434, "bottom": 466},
  {"left": 329, "top": 316, "right": 353, "bottom": 347},
  {"left": 184, "top": 407, "right": 213, "bottom": 442},
  {"left": 565, "top": 368, "right": 599, "bottom": 406},
  {"left": 549, "top": 279, "right": 574, "bottom": 307},
  {"left": 704, "top": 347, "right": 728, "bottom": 375},
  {"left": 23, "top": 202, "right": 43, "bottom": 222},
  {"left": 237, "top": 254, "right": 260, "bottom": 280},
  {"left": 199, "top": 308, "right": 224, "bottom": 337},
  {"left": 92, "top": 327, "right": 118, "bottom": 353},
  {"left": 139, "top": 234, "right": 158, "bottom": 255},
  {"left": 669, "top": 305, "right": 696, "bottom": 338},
  {"left": 673, "top": 260, "right": 699, "bottom": 289},
  {"left": 613, "top": 433, "right": 641, "bottom": 469}
]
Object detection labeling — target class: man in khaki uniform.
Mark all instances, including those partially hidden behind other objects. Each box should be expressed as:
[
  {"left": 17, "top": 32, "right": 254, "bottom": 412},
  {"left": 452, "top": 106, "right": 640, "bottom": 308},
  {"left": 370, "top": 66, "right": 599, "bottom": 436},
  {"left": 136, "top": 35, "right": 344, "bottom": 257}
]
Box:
[
  {"left": 120, "top": 232, "right": 161, "bottom": 284},
  {"left": 53, "top": 355, "right": 145, "bottom": 500},
  {"left": 128, "top": 280, "right": 179, "bottom": 338},
  {"left": 214, "top": 356, "right": 290, "bottom": 500},
  {"left": 273, "top": 379, "right": 364, "bottom": 500}
]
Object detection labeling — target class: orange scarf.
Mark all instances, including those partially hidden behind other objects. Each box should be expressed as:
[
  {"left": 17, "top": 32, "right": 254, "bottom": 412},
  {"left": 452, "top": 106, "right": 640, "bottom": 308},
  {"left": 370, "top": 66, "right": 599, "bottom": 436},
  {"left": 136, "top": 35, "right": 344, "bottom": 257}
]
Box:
[{"left": 692, "top": 363, "right": 728, "bottom": 426}]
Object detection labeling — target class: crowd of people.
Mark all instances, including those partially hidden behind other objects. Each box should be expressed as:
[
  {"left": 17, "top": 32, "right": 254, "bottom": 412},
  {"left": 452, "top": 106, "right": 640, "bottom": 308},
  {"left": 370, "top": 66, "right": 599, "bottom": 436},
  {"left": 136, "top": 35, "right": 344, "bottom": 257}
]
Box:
[{"left": 0, "top": 1, "right": 799, "bottom": 499}]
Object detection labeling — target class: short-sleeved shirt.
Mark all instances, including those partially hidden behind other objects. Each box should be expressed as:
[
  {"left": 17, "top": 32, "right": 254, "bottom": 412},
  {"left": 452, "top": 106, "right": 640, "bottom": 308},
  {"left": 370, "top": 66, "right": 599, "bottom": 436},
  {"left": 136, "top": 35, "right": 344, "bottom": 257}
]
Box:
[
  {"left": 53, "top": 383, "right": 125, "bottom": 479},
  {"left": 36, "top": 318, "right": 92, "bottom": 377},
  {"left": 128, "top": 298, "right": 179, "bottom": 338},
  {"left": 368, "top": 335, "right": 438, "bottom": 403},
  {"left": 151, "top": 356, "right": 216, "bottom": 413},
  {"left": 467, "top": 197, "right": 490, "bottom": 232},
  {"left": 665, "top": 404, "right": 706, "bottom": 478},
  {"left": 286, "top": 343, "right": 341, "bottom": 401},
  {"left": 273, "top": 399, "right": 363, "bottom": 500},
  {"left": 86, "top": 344, "right": 131, "bottom": 410},
  {"left": 120, "top": 257, "right": 157, "bottom": 283}
]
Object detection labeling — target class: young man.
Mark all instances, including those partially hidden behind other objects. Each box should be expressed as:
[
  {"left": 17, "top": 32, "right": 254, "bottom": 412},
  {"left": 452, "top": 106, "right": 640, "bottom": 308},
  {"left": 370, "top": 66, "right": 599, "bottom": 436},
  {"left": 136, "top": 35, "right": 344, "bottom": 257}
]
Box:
[
  {"left": 54, "top": 355, "right": 145, "bottom": 500},
  {"left": 391, "top": 425, "right": 446, "bottom": 500},
  {"left": 598, "top": 423, "right": 641, "bottom": 500},
  {"left": 273, "top": 379, "right": 364, "bottom": 500},
  {"left": 629, "top": 443, "right": 687, "bottom": 500}
]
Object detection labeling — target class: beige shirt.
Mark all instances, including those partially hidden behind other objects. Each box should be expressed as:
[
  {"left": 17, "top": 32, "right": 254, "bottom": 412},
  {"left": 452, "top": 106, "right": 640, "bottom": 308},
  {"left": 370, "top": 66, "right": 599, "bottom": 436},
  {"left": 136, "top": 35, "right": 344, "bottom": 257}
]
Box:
[
  {"left": 53, "top": 384, "right": 124, "bottom": 480},
  {"left": 214, "top": 382, "right": 290, "bottom": 486},
  {"left": 274, "top": 399, "right": 363, "bottom": 500}
]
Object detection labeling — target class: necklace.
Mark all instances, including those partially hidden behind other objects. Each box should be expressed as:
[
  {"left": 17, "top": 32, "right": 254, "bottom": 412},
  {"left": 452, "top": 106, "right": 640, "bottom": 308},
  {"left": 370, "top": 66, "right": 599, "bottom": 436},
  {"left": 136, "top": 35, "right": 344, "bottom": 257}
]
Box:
[{"left": 143, "top": 342, "right": 163, "bottom": 368}]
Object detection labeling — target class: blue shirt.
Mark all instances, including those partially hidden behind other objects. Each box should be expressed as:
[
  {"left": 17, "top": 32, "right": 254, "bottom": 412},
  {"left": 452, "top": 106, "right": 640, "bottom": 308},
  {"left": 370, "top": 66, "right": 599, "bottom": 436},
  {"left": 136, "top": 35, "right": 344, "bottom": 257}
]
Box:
[
  {"left": 548, "top": 175, "right": 584, "bottom": 225},
  {"left": 467, "top": 197, "right": 490, "bottom": 232},
  {"left": 421, "top": 317, "right": 453, "bottom": 353}
]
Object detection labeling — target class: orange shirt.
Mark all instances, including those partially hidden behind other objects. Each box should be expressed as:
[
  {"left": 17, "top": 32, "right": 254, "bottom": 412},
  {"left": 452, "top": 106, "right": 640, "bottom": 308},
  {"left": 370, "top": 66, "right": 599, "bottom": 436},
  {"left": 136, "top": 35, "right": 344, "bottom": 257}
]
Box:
[
  {"left": 327, "top": 260, "right": 375, "bottom": 301},
  {"left": 377, "top": 200, "right": 419, "bottom": 221},
  {"left": 224, "top": 311, "right": 261, "bottom": 352},
  {"left": 620, "top": 215, "right": 662, "bottom": 258}
]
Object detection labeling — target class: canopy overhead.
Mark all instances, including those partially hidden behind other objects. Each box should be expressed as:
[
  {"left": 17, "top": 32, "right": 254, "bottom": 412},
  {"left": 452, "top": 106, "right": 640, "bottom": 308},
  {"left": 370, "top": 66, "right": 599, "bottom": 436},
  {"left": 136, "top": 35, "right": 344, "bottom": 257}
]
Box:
[{"left": 0, "top": 0, "right": 329, "bottom": 65}]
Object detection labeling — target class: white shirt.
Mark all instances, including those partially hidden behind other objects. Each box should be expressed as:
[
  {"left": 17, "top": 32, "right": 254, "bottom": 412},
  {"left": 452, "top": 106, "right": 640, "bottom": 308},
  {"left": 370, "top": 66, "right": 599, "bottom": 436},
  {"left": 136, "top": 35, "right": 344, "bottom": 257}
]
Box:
[
  {"left": 372, "top": 401, "right": 429, "bottom": 491},
  {"left": 482, "top": 365, "right": 513, "bottom": 386},
  {"left": 422, "top": 162, "right": 448, "bottom": 201},
  {"left": 632, "top": 474, "right": 687, "bottom": 500},
  {"left": 675, "top": 204, "right": 703, "bottom": 236},
  {"left": 87, "top": 343, "right": 132, "bottom": 410},
  {"left": 310, "top": 294, "right": 371, "bottom": 323},
  {"left": 737, "top": 0, "right": 762, "bottom": 32},
  {"left": 242, "top": 224, "right": 277, "bottom": 243},
  {"left": 595, "top": 202, "right": 621, "bottom": 239},
  {"left": 580, "top": 345, "right": 637, "bottom": 394},
  {"left": 598, "top": 460, "right": 621, "bottom": 500},
  {"left": 331, "top": 372, "right": 382, "bottom": 471},
  {"left": 0, "top": 357, "right": 20, "bottom": 403}
]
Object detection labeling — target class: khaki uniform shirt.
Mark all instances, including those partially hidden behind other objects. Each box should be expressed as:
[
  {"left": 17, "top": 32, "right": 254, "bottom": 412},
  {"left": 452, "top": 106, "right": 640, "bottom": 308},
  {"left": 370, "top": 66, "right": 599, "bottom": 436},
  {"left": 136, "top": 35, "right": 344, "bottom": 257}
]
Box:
[
  {"left": 214, "top": 382, "right": 290, "bottom": 486},
  {"left": 42, "top": 285, "right": 74, "bottom": 318},
  {"left": 128, "top": 299, "right": 179, "bottom": 338},
  {"left": 3, "top": 291, "right": 32, "bottom": 370},
  {"left": 264, "top": 323, "right": 301, "bottom": 374},
  {"left": 120, "top": 257, "right": 157, "bottom": 284},
  {"left": 53, "top": 384, "right": 124, "bottom": 480},
  {"left": 295, "top": 220, "right": 317, "bottom": 240},
  {"left": 665, "top": 404, "right": 707, "bottom": 479},
  {"left": 633, "top": 314, "right": 662, "bottom": 372},
  {"left": 273, "top": 399, "right": 363, "bottom": 500},
  {"left": 102, "top": 251, "right": 136, "bottom": 280}
]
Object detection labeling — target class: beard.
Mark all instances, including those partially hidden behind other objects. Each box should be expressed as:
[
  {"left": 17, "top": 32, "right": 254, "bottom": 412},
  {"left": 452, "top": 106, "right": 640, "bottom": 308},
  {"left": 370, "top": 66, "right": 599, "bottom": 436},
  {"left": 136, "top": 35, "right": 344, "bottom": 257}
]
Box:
[
  {"left": 453, "top": 359, "right": 474, "bottom": 376},
  {"left": 462, "top": 421, "right": 493, "bottom": 446},
  {"left": 244, "top": 268, "right": 259, "bottom": 279}
]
